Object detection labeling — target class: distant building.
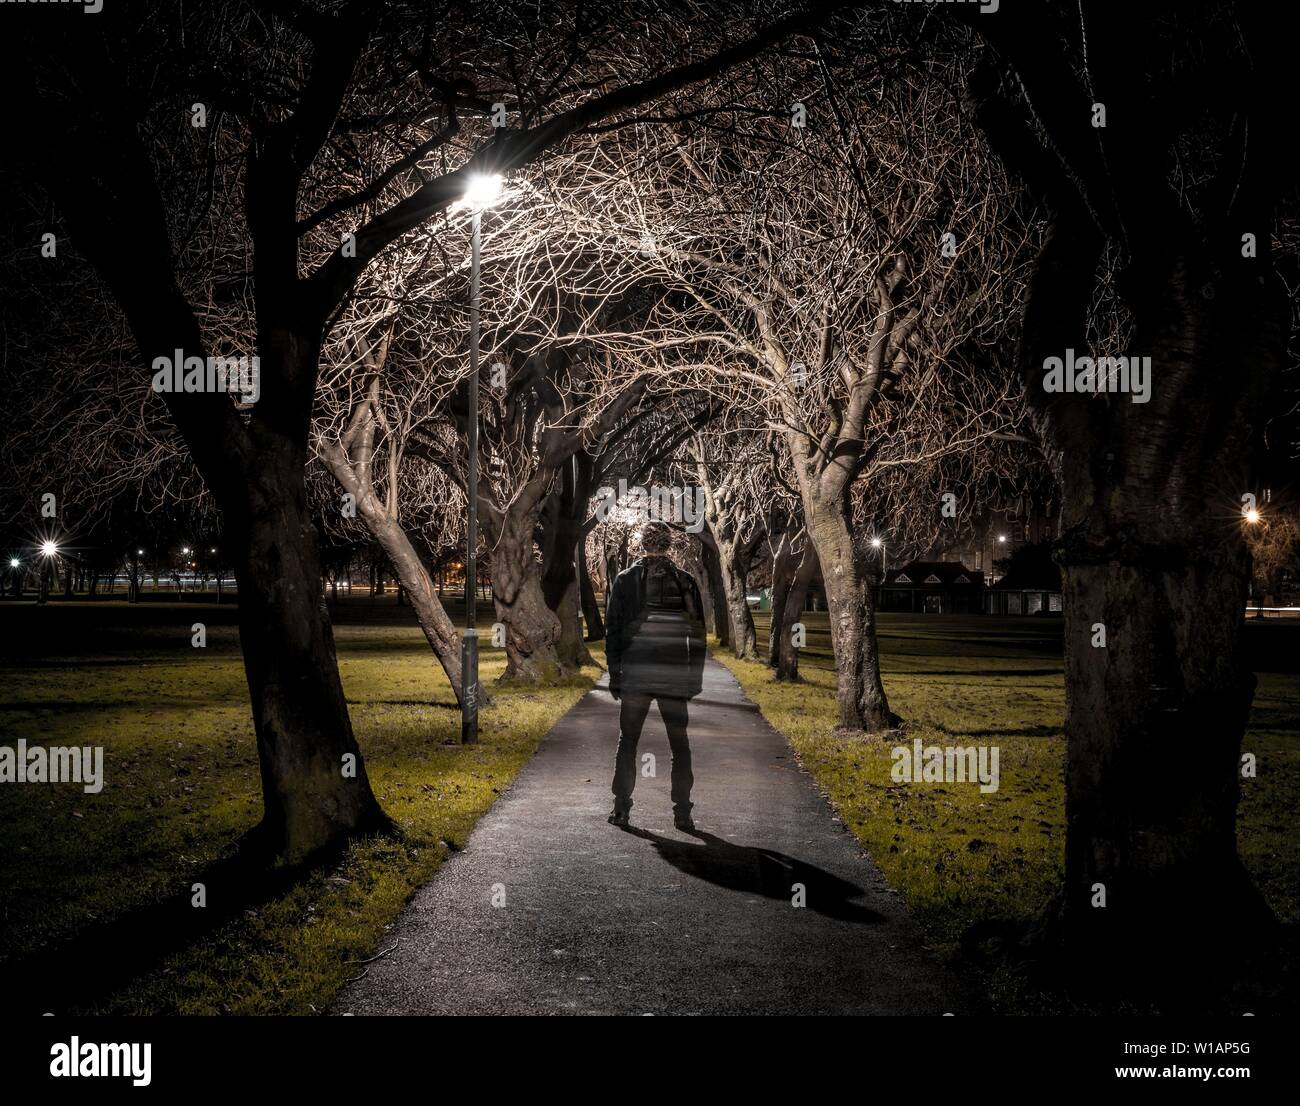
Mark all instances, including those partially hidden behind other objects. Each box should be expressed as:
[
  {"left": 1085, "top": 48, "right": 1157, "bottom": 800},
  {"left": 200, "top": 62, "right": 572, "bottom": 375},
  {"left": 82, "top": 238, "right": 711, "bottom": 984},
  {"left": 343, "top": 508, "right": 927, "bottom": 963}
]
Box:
[
  {"left": 984, "top": 564, "right": 1063, "bottom": 615},
  {"left": 929, "top": 498, "right": 1059, "bottom": 582},
  {"left": 877, "top": 560, "right": 984, "bottom": 614}
]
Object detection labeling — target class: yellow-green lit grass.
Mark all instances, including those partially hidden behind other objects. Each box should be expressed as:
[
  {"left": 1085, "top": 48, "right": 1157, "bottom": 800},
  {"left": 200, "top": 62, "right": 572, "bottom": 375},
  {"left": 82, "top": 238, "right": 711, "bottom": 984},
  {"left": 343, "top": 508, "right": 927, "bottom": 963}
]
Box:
[
  {"left": 0, "top": 604, "right": 602, "bottom": 1014},
  {"left": 718, "top": 612, "right": 1299, "bottom": 968}
]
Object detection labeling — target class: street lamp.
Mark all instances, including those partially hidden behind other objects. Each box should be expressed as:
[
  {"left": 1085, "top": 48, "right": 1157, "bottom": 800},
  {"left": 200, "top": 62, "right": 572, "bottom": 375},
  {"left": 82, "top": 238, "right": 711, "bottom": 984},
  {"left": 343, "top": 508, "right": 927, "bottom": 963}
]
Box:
[
  {"left": 1244, "top": 506, "right": 1265, "bottom": 616},
  {"left": 458, "top": 171, "right": 504, "bottom": 745},
  {"left": 38, "top": 540, "right": 58, "bottom": 604}
]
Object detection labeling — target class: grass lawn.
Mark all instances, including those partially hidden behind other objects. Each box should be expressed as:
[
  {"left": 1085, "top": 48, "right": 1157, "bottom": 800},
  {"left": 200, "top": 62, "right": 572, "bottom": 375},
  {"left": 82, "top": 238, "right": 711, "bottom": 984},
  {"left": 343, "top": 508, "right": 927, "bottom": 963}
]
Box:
[
  {"left": 0, "top": 597, "right": 603, "bottom": 1015},
  {"left": 717, "top": 611, "right": 1300, "bottom": 1012}
]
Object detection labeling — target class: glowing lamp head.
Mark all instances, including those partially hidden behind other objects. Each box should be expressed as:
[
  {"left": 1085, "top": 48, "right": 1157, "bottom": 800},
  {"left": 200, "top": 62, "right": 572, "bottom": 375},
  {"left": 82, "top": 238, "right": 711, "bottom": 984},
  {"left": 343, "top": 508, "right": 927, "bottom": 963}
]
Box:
[
  {"left": 459, "top": 172, "right": 504, "bottom": 212},
  {"left": 1245, "top": 508, "right": 1262, "bottom": 525},
  {"left": 9, "top": 558, "right": 19, "bottom": 568},
  {"left": 182, "top": 547, "right": 191, "bottom": 555},
  {"left": 40, "top": 541, "right": 58, "bottom": 557},
  {"left": 998, "top": 535, "right": 1007, "bottom": 543},
  {"left": 871, "top": 538, "right": 883, "bottom": 548}
]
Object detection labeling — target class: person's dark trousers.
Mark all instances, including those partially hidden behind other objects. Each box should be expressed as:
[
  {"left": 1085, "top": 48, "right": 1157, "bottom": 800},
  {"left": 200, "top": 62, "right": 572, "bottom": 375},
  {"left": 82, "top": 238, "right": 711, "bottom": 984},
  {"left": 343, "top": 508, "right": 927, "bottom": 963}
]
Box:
[{"left": 611, "top": 693, "right": 693, "bottom": 818}]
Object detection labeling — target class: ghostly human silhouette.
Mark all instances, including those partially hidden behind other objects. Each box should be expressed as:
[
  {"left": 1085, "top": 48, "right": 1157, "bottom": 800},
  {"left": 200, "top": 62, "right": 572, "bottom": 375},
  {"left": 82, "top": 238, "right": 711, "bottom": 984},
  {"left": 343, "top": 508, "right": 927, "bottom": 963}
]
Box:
[{"left": 604, "top": 522, "right": 707, "bottom": 830}]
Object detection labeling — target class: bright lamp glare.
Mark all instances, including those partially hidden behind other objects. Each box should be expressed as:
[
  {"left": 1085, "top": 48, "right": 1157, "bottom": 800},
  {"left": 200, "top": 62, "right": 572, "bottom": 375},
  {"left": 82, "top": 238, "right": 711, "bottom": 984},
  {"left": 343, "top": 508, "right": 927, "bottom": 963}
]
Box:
[
  {"left": 461, "top": 172, "right": 504, "bottom": 211},
  {"left": 9, "top": 558, "right": 19, "bottom": 568},
  {"left": 41, "top": 541, "right": 58, "bottom": 557},
  {"left": 871, "top": 538, "right": 882, "bottom": 547},
  {"left": 1245, "top": 507, "right": 1262, "bottom": 524}
]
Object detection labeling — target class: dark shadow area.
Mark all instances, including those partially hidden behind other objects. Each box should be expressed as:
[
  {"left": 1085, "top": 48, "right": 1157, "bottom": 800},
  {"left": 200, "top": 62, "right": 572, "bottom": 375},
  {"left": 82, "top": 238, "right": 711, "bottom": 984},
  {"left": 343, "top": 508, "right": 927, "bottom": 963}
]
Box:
[
  {"left": 0, "top": 830, "right": 376, "bottom": 1014},
  {"left": 895, "top": 667, "right": 1064, "bottom": 678},
  {"left": 669, "top": 695, "right": 760, "bottom": 714},
  {"left": 934, "top": 724, "right": 1061, "bottom": 738},
  {"left": 622, "top": 826, "right": 883, "bottom": 924},
  {"left": 959, "top": 894, "right": 1296, "bottom": 1016}
]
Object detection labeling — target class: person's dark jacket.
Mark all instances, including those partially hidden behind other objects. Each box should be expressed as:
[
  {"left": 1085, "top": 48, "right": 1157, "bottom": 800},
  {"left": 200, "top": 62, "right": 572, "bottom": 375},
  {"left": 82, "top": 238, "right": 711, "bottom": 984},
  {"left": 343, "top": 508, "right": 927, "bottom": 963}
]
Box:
[{"left": 605, "top": 556, "right": 707, "bottom": 700}]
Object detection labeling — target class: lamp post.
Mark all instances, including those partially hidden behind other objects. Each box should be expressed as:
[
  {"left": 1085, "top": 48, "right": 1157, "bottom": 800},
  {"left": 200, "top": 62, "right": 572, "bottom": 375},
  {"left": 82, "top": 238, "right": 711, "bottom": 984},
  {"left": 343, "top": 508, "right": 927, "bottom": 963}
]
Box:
[
  {"left": 459, "top": 171, "right": 504, "bottom": 745},
  {"left": 131, "top": 548, "right": 145, "bottom": 603},
  {"left": 1244, "top": 505, "right": 1263, "bottom": 616},
  {"left": 38, "top": 540, "right": 58, "bottom": 605}
]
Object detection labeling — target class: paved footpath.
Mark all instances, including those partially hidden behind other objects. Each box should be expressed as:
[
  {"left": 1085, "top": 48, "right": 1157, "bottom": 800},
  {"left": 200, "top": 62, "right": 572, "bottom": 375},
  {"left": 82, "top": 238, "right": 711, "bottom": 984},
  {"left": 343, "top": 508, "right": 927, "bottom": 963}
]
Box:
[{"left": 336, "top": 658, "right": 963, "bottom": 1015}]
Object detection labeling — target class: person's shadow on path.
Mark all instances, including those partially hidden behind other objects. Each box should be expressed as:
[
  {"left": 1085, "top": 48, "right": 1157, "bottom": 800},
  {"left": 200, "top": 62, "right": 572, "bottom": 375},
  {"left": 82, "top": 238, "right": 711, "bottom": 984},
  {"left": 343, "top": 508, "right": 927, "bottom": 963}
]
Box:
[{"left": 621, "top": 826, "right": 883, "bottom": 924}]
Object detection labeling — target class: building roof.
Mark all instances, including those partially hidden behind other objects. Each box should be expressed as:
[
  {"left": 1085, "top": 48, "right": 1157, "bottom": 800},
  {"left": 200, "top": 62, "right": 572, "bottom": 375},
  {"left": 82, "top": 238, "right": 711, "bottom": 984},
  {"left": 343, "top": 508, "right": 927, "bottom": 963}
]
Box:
[
  {"left": 884, "top": 560, "right": 984, "bottom": 587},
  {"left": 991, "top": 566, "right": 1062, "bottom": 591}
]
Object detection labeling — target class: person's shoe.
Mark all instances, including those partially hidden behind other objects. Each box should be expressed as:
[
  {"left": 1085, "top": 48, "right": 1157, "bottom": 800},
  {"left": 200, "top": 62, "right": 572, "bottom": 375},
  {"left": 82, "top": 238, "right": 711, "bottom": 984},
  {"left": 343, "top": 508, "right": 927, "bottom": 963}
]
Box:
[
  {"left": 673, "top": 810, "right": 696, "bottom": 832},
  {"left": 607, "top": 809, "right": 630, "bottom": 828}
]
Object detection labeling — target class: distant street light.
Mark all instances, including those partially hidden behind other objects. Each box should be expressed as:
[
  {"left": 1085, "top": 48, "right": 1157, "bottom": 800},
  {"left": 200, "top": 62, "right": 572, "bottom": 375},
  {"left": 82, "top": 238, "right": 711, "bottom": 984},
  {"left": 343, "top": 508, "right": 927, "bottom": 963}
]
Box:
[
  {"left": 457, "top": 171, "right": 505, "bottom": 746},
  {"left": 997, "top": 534, "right": 1007, "bottom": 543},
  {"left": 1245, "top": 507, "right": 1262, "bottom": 525},
  {"left": 37, "top": 541, "right": 57, "bottom": 604},
  {"left": 870, "top": 536, "right": 886, "bottom": 573},
  {"left": 9, "top": 558, "right": 18, "bottom": 569}
]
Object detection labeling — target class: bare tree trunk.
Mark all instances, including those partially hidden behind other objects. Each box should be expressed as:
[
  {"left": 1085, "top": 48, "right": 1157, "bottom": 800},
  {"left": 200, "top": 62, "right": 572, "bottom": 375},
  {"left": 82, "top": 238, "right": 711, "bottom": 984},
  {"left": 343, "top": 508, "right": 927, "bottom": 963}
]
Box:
[
  {"left": 233, "top": 445, "right": 391, "bottom": 860},
  {"left": 490, "top": 509, "right": 565, "bottom": 680},
  {"left": 718, "top": 537, "right": 758, "bottom": 659},
  {"left": 777, "top": 543, "right": 819, "bottom": 681},
  {"left": 700, "top": 540, "right": 730, "bottom": 648},
  {"left": 766, "top": 529, "right": 799, "bottom": 667},
  {"left": 807, "top": 497, "right": 896, "bottom": 731},
  {"left": 540, "top": 520, "right": 593, "bottom": 669},
  {"left": 579, "top": 542, "right": 604, "bottom": 641},
  {"left": 952, "top": 9, "right": 1299, "bottom": 990},
  {"left": 1050, "top": 264, "right": 1282, "bottom": 968},
  {"left": 540, "top": 458, "right": 594, "bottom": 669},
  {"left": 320, "top": 432, "right": 466, "bottom": 705},
  {"left": 683, "top": 542, "right": 716, "bottom": 638},
  {"left": 553, "top": 574, "right": 592, "bottom": 668}
]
